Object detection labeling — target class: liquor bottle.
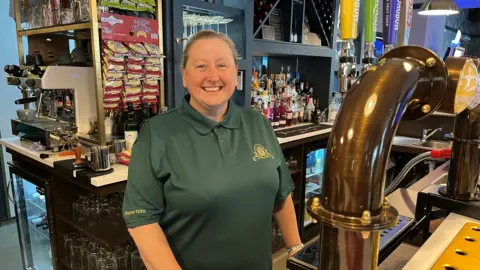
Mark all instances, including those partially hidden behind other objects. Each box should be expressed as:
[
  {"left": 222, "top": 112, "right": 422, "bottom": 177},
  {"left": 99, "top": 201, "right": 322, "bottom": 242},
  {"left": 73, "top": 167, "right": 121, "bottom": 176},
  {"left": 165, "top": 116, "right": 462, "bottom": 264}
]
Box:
[
  {"left": 286, "top": 98, "right": 293, "bottom": 127},
  {"left": 298, "top": 98, "right": 304, "bottom": 123},
  {"left": 267, "top": 102, "right": 273, "bottom": 125},
  {"left": 311, "top": 99, "right": 318, "bottom": 124},
  {"left": 303, "top": 95, "right": 310, "bottom": 122},
  {"left": 279, "top": 98, "right": 287, "bottom": 128},
  {"left": 291, "top": 100, "right": 298, "bottom": 126},
  {"left": 124, "top": 102, "right": 139, "bottom": 151},
  {"left": 273, "top": 98, "right": 280, "bottom": 129},
  {"left": 306, "top": 96, "right": 315, "bottom": 122},
  {"left": 139, "top": 103, "right": 151, "bottom": 131}
]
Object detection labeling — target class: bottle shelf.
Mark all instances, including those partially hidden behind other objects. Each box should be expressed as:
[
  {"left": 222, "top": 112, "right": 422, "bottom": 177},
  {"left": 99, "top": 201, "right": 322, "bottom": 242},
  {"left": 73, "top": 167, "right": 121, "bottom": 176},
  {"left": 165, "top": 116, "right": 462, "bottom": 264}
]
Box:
[
  {"left": 18, "top": 22, "right": 94, "bottom": 37},
  {"left": 252, "top": 39, "right": 334, "bottom": 57}
]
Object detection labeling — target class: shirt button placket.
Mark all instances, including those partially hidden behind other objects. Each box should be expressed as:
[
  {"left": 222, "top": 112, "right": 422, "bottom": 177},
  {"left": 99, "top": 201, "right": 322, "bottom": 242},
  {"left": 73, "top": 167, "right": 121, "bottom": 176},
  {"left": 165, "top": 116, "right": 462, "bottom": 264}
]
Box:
[{"left": 216, "top": 128, "right": 232, "bottom": 158}]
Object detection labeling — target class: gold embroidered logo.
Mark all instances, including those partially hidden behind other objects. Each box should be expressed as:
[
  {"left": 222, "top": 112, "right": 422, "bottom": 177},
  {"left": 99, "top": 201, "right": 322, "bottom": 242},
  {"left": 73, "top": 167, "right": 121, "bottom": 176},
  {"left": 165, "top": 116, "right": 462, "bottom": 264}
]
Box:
[{"left": 253, "top": 144, "right": 274, "bottom": 161}]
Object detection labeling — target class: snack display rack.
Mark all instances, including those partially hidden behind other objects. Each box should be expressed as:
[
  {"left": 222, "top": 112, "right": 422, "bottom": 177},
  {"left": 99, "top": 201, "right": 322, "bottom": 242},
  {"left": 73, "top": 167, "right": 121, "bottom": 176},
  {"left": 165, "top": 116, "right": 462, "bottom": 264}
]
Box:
[{"left": 12, "top": 0, "right": 165, "bottom": 146}]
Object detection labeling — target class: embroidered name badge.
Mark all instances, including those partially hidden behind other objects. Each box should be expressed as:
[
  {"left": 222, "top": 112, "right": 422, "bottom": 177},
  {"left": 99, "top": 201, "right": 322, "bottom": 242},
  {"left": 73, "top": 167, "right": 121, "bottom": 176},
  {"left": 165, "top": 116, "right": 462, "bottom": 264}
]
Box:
[{"left": 253, "top": 144, "right": 274, "bottom": 161}]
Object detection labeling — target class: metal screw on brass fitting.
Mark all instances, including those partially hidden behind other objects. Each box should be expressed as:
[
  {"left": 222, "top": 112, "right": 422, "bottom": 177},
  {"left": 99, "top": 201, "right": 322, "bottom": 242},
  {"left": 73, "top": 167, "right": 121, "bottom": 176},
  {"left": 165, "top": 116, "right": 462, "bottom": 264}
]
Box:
[
  {"left": 426, "top": 58, "right": 436, "bottom": 67},
  {"left": 361, "top": 231, "right": 370, "bottom": 239},
  {"left": 422, "top": 104, "right": 431, "bottom": 113},
  {"left": 383, "top": 197, "right": 390, "bottom": 207},
  {"left": 361, "top": 210, "right": 372, "bottom": 224},
  {"left": 311, "top": 197, "right": 321, "bottom": 211}
]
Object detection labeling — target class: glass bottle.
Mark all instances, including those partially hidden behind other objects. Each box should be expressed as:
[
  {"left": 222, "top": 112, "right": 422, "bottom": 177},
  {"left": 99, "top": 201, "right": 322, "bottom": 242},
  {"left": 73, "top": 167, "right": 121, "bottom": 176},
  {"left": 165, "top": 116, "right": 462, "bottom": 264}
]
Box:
[
  {"left": 291, "top": 100, "right": 298, "bottom": 126},
  {"left": 124, "top": 103, "right": 139, "bottom": 151},
  {"left": 286, "top": 98, "right": 293, "bottom": 127},
  {"left": 273, "top": 98, "right": 280, "bottom": 129},
  {"left": 306, "top": 96, "right": 315, "bottom": 122},
  {"left": 139, "top": 103, "right": 151, "bottom": 131},
  {"left": 279, "top": 98, "right": 287, "bottom": 128}
]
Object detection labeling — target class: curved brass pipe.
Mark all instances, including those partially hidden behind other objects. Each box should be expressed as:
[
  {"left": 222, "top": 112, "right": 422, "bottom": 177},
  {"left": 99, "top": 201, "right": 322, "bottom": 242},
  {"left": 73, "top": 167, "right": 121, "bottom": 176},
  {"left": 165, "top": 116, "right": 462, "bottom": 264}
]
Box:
[
  {"left": 323, "top": 58, "right": 421, "bottom": 217},
  {"left": 308, "top": 46, "right": 449, "bottom": 270}
]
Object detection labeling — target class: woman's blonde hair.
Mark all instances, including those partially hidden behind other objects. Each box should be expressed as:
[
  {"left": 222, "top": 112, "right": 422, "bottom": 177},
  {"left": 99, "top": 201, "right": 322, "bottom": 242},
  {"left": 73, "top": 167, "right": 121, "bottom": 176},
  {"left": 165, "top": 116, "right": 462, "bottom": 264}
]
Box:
[{"left": 181, "top": 30, "right": 239, "bottom": 68}]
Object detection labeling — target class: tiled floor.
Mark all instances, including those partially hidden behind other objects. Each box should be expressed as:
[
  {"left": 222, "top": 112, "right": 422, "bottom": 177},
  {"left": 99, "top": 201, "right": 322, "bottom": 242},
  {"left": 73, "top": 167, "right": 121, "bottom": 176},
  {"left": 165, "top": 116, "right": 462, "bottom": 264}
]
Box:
[{"left": 0, "top": 219, "right": 23, "bottom": 270}]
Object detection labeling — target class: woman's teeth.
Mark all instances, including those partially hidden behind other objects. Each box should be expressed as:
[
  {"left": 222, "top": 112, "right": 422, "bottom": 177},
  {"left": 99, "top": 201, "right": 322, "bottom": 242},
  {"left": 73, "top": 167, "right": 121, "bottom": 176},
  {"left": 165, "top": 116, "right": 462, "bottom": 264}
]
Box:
[{"left": 203, "top": 87, "right": 222, "bottom": 92}]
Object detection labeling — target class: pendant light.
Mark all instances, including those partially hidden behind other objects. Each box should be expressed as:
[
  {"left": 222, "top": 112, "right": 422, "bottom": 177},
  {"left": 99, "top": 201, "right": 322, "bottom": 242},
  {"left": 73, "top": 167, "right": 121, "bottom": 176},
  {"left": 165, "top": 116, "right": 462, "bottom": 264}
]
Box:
[{"left": 418, "top": 0, "right": 460, "bottom": 16}]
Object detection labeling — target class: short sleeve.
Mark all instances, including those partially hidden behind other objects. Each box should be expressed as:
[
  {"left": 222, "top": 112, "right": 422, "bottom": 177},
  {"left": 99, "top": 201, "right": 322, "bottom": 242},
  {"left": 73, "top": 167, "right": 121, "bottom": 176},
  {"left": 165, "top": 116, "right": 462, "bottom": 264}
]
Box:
[
  {"left": 122, "top": 122, "right": 165, "bottom": 228},
  {"left": 261, "top": 116, "right": 295, "bottom": 203}
]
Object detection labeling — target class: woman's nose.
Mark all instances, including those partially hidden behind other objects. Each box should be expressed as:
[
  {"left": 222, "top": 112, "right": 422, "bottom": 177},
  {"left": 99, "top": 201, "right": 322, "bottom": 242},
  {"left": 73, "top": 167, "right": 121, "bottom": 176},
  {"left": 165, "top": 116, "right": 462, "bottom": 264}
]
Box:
[{"left": 206, "top": 68, "right": 220, "bottom": 81}]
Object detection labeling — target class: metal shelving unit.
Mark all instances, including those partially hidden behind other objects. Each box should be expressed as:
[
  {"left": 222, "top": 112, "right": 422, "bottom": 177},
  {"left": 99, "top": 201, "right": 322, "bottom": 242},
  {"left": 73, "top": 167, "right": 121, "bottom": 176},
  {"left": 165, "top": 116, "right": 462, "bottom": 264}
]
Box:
[{"left": 12, "top": 0, "right": 165, "bottom": 146}]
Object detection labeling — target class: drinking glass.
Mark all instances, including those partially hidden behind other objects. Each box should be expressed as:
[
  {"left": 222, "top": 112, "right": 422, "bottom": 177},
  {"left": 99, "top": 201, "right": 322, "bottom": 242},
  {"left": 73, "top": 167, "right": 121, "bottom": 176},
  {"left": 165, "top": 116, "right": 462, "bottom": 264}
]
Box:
[
  {"left": 99, "top": 260, "right": 118, "bottom": 270},
  {"left": 113, "top": 250, "right": 127, "bottom": 270},
  {"left": 131, "top": 250, "right": 146, "bottom": 270},
  {"left": 70, "top": 239, "right": 83, "bottom": 269},
  {"left": 87, "top": 252, "right": 99, "bottom": 270},
  {"left": 64, "top": 233, "right": 79, "bottom": 265}
]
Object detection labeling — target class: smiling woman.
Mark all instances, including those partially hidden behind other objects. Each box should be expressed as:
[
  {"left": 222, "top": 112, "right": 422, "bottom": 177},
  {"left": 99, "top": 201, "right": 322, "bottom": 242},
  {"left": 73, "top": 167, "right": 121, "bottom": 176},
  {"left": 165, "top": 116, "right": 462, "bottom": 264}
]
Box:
[
  {"left": 123, "top": 30, "right": 302, "bottom": 270},
  {"left": 181, "top": 30, "right": 239, "bottom": 122}
]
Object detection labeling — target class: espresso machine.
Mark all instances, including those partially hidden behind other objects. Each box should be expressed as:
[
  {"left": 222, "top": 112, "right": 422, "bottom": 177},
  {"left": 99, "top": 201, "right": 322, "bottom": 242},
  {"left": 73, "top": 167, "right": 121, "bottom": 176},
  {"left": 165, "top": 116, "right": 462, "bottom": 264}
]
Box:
[{"left": 6, "top": 66, "right": 97, "bottom": 150}]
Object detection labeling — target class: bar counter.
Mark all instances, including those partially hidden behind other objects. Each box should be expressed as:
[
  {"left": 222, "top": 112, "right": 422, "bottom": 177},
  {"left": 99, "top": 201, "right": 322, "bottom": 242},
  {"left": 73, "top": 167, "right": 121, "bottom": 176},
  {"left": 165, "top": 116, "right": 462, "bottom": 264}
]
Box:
[{"left": 0, "top": 123, "right": 445, "bottom": 270}]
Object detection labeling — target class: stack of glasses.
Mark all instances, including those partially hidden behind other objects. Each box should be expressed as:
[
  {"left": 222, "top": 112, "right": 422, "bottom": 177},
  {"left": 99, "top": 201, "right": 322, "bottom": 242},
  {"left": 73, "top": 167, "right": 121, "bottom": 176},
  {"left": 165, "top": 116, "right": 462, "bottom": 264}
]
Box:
[
  {"left": 64, "top": 233, "right": 146, "bottom": 270},
  {"left": 72, "top": 193, "right": 124, "bottom": 225}
]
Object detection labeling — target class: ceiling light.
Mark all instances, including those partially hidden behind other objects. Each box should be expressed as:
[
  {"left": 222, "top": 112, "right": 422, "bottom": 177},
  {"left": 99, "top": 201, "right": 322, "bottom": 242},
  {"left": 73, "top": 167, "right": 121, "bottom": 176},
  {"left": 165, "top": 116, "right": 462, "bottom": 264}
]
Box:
[{"left": 418, "top": 0, "right": 460, "bottom": 16}]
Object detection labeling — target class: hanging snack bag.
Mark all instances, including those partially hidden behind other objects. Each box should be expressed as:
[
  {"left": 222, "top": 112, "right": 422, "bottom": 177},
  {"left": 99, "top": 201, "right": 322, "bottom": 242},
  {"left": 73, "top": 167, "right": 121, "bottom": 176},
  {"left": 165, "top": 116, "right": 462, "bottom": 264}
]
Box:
[
  {"left": 106, "top": 40, "right": 131, "bottom": 56},
  {"left": 126, "top": 42, "right": 149, "bottom": 57},
  {"left": 104, "top": 80, "right": 124, "bottom": 92},
  {"left": 127, "top": 56, "right": 146, "bottom": 65},
  {"left": 144, "top": 43, "right": 162, "bottom": 56}
]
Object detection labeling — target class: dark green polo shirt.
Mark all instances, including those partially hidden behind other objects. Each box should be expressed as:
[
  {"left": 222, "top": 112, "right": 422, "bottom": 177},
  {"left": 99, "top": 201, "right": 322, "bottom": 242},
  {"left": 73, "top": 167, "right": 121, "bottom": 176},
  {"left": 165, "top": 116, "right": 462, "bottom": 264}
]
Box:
[{"left": 122, "top": 95, "right": 294, "bottom": 270}]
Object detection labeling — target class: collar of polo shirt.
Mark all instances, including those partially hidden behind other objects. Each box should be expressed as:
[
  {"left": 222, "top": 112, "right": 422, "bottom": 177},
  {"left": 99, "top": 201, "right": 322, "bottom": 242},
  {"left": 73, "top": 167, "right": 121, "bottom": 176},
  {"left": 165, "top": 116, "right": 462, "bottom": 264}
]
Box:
[{"left": 179, "top": 94, "right": 241, "bottom": 135}]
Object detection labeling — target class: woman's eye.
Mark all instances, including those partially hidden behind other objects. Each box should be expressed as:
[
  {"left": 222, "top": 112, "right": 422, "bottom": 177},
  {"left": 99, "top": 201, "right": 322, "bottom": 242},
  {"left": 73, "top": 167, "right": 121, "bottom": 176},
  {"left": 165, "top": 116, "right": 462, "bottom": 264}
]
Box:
[
  {"left": 196, "top": 65, "right": 207, "bottom": 69},
  {"left": 217, "top": 64, "right": 227, "bottom": 69}
]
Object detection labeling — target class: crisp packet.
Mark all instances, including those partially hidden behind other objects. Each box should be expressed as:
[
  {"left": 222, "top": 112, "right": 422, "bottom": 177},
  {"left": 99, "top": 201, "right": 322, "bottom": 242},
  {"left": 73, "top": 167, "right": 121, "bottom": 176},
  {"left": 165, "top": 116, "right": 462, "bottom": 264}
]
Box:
[
  {"left": 127, "top": 56, "right": 145, "bottom": 65},
  {"left": 103, "top": 55, "right": 125, "bottom": 64},
  {"left": 104, "top": 103, "right": 122, "bottom": 110},
  {"left": 125, "top": 80, "right": 142, "bottom": 88},
  {"left": 145, "top": 57, "right": 161, "bottom": 65},
  {"left": 104, "top": 80, "right": 123, "bottom": 90},
  {"left": 126, "top": 73, "right": 144, "bottom": 80},
  {"left": 145, "top": 65, "right": 161, "bottom": 72},
  {"left": 126, "top": 42, "right": 148, "bottom": 56},
  {"left": 104, "top": 90, "right": 123, "bottom": 99},
  {"left": 125, "top": 87, "right": 143, "bottom": 97},
  {"left": 144, "top": 43, "right": 161, "bottom": 56},
  {"left": 142, "top": 95, "right": 158, "bottom": 103},
  {"left": 106, "top": 40, "right": 130, "bottom": 55},
  {"left": 105, "top": 63, "right": 125, "bottom": 72},
  {"left": 145, "top": 73, "right": 161, "bottom": 80},
  {"left": 137, "top": 3, "right": 155, "bottom": 13},
  {"left": 104, "top": 96, "right": 122, "bottom": 104},
  {"left": 125, "top": 95, "right": 142, "bottom": 104},
  {"left": 142, "top": 88, "right": 159, "bottom": 95},
  {"left": 127, "top": 64, "right": 143, "bottom": 73},
  {"left": 103, "top": 71, "right": 125, "bottom": 81}
]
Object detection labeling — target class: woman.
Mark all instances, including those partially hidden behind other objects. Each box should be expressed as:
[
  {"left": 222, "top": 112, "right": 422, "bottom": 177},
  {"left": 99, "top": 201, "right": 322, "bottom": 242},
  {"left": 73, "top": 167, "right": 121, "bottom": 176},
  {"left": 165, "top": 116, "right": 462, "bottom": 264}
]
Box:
[{"left": 122, "top": 30, "right": 302, "bottom": 270}]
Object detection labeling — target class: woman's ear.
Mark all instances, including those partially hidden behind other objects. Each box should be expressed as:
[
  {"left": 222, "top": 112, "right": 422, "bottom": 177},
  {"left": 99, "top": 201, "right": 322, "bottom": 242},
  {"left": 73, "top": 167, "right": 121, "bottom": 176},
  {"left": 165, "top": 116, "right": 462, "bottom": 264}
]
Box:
[{"left": 181, "top": 67, "right": 187, "bottom": 88}]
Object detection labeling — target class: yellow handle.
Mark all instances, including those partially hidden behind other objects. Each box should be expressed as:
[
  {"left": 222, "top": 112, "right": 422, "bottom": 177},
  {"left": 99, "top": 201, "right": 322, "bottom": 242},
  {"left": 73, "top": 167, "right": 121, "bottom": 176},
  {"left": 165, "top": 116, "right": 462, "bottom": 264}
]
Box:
[{"left": 340, "top": 0, "right": 361, "bottom": 40}]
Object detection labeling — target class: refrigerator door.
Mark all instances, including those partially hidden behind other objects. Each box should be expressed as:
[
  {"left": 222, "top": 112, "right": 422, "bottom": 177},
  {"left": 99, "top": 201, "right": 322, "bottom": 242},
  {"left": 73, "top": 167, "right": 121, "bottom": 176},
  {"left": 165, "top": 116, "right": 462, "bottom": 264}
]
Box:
[
  {"left": 11, "top": 172, "right": 52, "bottom": 270},
  {"left": 303, "top": 148, "right": 326, "bottom": 228}
]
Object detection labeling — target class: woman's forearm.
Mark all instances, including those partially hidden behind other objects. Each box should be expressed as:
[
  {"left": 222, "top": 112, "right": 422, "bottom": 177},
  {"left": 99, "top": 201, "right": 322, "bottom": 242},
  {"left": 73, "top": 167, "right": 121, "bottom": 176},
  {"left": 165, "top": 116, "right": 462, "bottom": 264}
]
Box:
[
  {"left": 274, "top": 195, "right": 302, "bottom": 249},
  {"left": 128, "top": 223, "right": 182, "bottom": 270}
]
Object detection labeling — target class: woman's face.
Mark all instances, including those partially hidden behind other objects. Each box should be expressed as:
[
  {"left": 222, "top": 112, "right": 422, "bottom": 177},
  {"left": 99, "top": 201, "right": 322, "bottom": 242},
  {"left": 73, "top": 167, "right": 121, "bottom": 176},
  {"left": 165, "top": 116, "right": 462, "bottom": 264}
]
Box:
[{"left": 181, "top": 38, "right": 238, "bottom": 112}]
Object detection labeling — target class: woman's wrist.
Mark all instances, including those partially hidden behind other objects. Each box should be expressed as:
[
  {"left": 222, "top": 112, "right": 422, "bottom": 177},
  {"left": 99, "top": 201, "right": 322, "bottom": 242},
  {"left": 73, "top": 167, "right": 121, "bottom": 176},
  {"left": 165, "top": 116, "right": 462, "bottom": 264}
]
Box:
[{"left": 287, "top": 243, "right": 304, "bottom": 255}]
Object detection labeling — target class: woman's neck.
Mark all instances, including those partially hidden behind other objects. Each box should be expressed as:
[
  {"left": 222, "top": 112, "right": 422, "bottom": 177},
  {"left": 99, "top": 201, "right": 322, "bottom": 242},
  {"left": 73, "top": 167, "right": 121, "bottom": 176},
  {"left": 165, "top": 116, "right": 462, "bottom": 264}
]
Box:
[{"left": 189, "top": 98, "right": 228, "bottom": 122}]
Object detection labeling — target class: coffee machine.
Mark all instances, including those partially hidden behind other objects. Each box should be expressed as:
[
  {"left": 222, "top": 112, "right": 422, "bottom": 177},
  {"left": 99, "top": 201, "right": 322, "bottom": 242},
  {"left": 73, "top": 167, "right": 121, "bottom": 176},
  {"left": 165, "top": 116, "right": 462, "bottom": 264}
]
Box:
[{"left": 7, "top": 66, "right": 97, "bottom": 150}]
